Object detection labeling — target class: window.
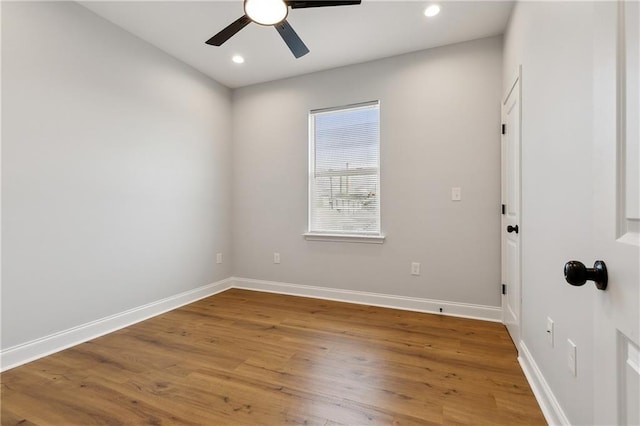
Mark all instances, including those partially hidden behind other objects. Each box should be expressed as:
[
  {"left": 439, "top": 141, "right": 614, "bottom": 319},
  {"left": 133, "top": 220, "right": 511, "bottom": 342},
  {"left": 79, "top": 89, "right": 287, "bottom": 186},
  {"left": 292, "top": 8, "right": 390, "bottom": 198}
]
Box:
[{"left": 306, "top": 101, "right": 383, "bottom": 243}]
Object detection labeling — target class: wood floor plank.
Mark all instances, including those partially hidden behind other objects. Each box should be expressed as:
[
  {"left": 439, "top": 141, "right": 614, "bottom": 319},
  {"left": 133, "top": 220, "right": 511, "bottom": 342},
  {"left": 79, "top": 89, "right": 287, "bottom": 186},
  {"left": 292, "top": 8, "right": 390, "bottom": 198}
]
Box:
[{"left": 1, "top": 289, "right": 546, "bottom": 425}]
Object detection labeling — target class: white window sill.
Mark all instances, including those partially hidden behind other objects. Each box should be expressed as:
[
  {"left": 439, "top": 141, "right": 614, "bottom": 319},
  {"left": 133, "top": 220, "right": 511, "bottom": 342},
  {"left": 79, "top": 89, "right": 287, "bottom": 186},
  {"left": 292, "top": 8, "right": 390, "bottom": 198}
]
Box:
[{"left": 303, "top": 233, "right": 385, "bottom": 244}]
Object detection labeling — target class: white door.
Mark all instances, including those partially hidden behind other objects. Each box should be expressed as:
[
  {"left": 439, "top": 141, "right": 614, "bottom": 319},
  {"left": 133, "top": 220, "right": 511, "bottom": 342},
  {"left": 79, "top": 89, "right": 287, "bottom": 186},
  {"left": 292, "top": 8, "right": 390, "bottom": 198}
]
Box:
[
  {"left": 502, "top": 69, "right": 522, "bottom": 347},
  {"left": 592, "top": 1, "right": 639, "bottom": 424}
]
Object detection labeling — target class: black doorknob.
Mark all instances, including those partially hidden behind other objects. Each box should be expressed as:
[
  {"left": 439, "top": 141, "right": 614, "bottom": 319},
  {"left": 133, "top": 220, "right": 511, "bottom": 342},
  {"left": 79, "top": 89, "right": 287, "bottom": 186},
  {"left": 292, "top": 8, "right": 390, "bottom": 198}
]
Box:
[
  {"left": 507, "top": 225, "right": 519, "bottom": 234},
  {"left": 564, "top": 260, "right": 608, "bottom": 290}
]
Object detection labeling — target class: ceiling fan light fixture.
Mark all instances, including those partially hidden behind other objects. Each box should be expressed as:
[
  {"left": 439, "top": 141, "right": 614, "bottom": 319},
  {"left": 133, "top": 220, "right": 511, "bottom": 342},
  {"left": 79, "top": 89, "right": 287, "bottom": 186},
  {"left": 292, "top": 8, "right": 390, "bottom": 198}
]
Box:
[
  {"left": 424, "top": 4, "right": 441, "bottom": 17},
  {"left": 244, "top": 0, "right": 288, "bottom": 26}
]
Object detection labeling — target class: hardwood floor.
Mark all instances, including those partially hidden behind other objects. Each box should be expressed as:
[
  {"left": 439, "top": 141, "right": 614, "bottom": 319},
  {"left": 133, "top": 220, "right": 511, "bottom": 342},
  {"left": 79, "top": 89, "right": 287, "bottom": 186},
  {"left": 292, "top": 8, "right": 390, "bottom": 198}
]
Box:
[{"left": 1, "top": 289, "right": 545, "bottom": 425}]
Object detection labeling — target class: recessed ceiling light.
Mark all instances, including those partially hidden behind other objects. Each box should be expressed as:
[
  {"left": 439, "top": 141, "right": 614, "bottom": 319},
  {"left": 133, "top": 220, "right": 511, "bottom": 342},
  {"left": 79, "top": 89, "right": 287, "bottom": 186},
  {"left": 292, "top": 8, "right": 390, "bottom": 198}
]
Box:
[
  {"left": 232, "top": 55, "right": 245, "bottom": 64},
  {"left": 424, "top": 4, "right": 441, "bottom": 17}
]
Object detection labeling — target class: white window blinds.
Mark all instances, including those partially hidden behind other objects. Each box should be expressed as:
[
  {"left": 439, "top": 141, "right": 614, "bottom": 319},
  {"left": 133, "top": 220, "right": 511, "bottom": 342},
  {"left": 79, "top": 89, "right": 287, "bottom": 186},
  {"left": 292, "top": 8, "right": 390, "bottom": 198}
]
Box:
[{"left": 309, "top": 101, "right": 380, "bottom": 235}]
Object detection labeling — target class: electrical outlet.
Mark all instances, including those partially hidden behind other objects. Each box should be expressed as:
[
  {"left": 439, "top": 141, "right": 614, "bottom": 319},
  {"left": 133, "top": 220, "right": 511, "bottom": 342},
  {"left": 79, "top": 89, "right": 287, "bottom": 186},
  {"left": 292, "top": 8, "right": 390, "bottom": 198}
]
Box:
[
  {"left": 451, "top": 187, "right": 462, "bottom": 201},
  {"left": 411, "top": 262, "right": 420, "bottom": 276},
  {"left": 216, "top": 253, "right": 223, "bottom": 264},
  {"left": 568, "top": 339, "right": 577, "bottom": 376},
  {"left": 546, "top": 317, "right": 554, "bottom": 347},
  {"left": 273, "top": 252, "right": 281, "bottom": 264}
]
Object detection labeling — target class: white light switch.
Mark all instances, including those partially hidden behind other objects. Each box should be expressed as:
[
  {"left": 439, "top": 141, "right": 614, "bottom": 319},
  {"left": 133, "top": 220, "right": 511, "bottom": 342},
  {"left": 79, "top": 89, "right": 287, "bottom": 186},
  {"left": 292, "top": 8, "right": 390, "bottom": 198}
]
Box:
[
  {"left": 216, "top": 253, "right": 223, "bottom": 264},
  {"left": 273, "top": 252, "right": 281, "bottom": 264},
  {"left": 451, "top": 187, "right": 462, "bottom": 201}
]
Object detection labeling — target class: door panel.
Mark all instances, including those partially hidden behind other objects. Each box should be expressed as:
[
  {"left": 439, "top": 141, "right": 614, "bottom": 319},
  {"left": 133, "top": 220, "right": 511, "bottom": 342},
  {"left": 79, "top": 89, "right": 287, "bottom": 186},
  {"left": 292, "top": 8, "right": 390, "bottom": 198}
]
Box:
[
  {"left": 620, "top": 336, "right": 640, "bottom": 425},
  {"left": 593, "top": 1, "right": 639, "bottom": 424},
  {"left": 505, "top": 238, "right": 519, "bottom": 328}
]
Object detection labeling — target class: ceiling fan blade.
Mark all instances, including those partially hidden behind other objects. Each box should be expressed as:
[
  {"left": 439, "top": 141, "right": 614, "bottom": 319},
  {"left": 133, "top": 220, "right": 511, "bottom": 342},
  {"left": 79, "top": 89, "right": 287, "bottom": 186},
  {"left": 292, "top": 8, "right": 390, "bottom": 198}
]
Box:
[
  {"left": 286, "top": 0, "right": 361, "bottom": 9},
  {"left": 205, "top": 15, "right": 251, "bottom": 46},
  {"left": 275, "top": 20, "right": 309, "bottom": 58}
]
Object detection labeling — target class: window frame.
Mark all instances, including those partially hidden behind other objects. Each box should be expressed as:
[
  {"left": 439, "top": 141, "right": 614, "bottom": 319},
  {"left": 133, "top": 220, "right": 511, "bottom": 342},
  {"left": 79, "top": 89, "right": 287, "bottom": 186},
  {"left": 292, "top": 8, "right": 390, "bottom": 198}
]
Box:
[{"left": 304, "top": 100, "right": 384, "bottom": 244}]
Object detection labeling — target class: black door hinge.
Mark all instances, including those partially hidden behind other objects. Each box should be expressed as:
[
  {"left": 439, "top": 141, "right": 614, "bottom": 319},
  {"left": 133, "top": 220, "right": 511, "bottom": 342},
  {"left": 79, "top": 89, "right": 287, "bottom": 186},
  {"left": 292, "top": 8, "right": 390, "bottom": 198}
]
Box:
[
  {"left": 501, "top": 124, "right": 506, "bottom": 135},
  {"left": 502, "top": 284, "right": 506, "bottom": 295},
  {"left": 501, "top": 204, "right": 506, "bottom": 215}
]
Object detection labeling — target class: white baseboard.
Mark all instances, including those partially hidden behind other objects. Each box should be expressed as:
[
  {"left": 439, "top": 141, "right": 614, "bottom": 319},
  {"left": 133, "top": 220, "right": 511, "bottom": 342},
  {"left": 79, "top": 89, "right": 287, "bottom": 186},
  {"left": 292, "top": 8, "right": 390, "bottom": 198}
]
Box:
[
  {"left": 1, "top": 276, "right": 502, "bottom": 373},
  {"left": 0, "top": 278, "right": 233, "bottom": 372},
  {"left": 518, "top": 341, "right": 570, "bottom": 426},
  {"left": 231, "top": 277, "right": 502, "bottom": 322}
]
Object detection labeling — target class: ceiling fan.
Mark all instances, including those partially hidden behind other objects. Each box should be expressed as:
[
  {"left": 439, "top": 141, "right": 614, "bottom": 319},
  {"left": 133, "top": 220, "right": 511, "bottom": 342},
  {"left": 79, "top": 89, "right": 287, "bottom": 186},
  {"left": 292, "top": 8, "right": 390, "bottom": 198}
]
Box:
[{"left": 205, "top": 0, "right": 362, "bottom": 58}]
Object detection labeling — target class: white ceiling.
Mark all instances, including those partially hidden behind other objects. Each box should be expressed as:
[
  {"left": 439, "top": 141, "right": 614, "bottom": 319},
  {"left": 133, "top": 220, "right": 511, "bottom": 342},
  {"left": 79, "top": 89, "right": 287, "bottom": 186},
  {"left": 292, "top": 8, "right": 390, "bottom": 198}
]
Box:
[{"left": 80, "top": 0, "right": 513, "bottom": 88}]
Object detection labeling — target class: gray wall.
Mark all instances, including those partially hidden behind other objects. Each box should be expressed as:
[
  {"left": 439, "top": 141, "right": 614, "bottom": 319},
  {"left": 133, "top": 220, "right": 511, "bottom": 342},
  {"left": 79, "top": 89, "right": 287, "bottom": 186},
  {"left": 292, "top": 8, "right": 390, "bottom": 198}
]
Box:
[
  {"left": 1, "top": 4, "right": 504, "bottom": 353},
  {"left": 1, "top": 2, "right": 233, "bottom": 349},
  {"left": 503, "top": 2, "right": 595, "bottom": 424},
  {"left": 232, "top": 36, "right": 503, "bottom": 306}
]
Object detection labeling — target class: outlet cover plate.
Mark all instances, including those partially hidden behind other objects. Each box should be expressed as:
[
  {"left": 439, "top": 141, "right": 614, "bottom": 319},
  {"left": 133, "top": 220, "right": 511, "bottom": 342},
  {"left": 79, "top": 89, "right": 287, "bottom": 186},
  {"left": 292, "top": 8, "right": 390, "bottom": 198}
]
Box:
[
  {"left": 568, "top": 339, "right": 577, "bottom": 376},
  {"left": 451, "top": 187, "right": 462, "bottom": 201},
  {"left": 411, "top": 262, "right": 420, "bottom": 276}
]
